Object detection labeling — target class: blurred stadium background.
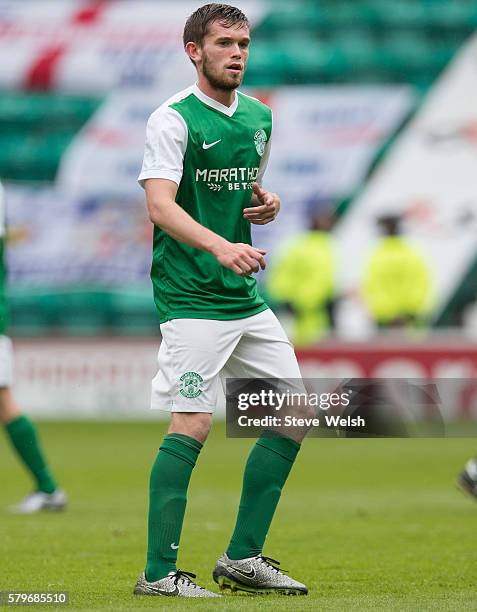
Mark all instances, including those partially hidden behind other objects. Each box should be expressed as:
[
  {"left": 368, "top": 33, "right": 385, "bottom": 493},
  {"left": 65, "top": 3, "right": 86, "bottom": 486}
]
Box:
[{"left": 1, "top": 0, "right": 477, "bottom": 419}]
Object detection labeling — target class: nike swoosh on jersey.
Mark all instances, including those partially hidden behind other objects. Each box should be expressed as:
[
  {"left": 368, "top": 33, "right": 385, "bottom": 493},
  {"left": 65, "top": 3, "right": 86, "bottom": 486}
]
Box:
[
  {"left": 202, "top": 139, "right": 222, "bottom": 149},
  {"left": 170, "top": 543, "right": 179, "bottom": 550},
  {"left": 145, "top": 585, "right": 180, "bottom": 596}
]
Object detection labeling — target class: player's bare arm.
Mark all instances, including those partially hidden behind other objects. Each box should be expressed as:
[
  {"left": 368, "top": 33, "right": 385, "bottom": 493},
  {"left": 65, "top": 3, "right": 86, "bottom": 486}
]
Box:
[
  {"left": 145, "top": 178, "right": 266, "bottom": 275},
  {"left": 243, "top": 182, "right": 280, "bottom": 225}
]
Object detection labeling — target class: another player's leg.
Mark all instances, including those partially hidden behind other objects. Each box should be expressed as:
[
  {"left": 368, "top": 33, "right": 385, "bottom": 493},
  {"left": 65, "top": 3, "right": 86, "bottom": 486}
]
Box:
[
  {"left": 1, "top": 388, "right": 66, "bottom": 513},
  {"left": 458, "top": 457, "right": 477, "bottom": 499},
  {"left": 134, "top": 412, "right": 220, "bottom": 598}
]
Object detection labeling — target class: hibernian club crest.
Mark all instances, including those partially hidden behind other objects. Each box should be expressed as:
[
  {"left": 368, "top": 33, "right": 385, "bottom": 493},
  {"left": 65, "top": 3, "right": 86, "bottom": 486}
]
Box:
[
  {"left": 179, "top": 371, "right": 203, "bottom": 398},
  {"left": 254, "top": 129, "right": 267, "bottom": 157}
]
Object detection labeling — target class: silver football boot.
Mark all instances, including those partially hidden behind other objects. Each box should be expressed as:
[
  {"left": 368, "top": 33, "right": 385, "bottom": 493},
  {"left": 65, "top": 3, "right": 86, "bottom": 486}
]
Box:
[
  {"left": 457, "top": 457, "right": 477, "bottom": 499},
  {"left": 10, "top": 489, "right": 67, "bottom": 514},
  {"left": 134, "top": 570, "right": 221, "bottom": 597},
  {"left": 213, "top": 553, "right": 308, "bottom": 595}
]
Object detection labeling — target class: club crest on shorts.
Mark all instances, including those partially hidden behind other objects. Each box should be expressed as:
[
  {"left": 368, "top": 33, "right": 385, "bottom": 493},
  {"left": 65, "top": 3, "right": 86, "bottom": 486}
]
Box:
[
  {"left": 179, "top": 371, "right": 203, "bottom": 398},
  {"left": 254, "top": 129, "right": 267, "bottom": 157}
]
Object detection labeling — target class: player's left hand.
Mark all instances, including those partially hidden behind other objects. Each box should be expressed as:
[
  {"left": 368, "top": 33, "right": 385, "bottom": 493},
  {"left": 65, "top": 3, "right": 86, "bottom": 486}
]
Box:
[{"left": 243, "top": 183, "right": 280, "bottom": 225}]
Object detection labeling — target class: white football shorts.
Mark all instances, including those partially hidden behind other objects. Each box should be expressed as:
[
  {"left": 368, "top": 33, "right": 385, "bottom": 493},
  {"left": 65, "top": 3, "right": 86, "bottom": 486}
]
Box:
[
  {"left": 0, "top": 335, "right": 13, "bottom": 387},
  {"left": 151, "top": 308, "right": 303, "bottom": 412}
]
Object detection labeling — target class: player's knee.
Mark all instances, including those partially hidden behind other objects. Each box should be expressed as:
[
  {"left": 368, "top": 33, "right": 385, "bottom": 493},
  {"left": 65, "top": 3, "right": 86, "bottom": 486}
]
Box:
[
  {"left": 0, "top": 387, "right": 20, "bottom": 424},
  {"left": 289, "top": 398, "right": 315, "bottom": 422},
  {"left": 169, "top": 411, "right": 213, "bottom": 443}
]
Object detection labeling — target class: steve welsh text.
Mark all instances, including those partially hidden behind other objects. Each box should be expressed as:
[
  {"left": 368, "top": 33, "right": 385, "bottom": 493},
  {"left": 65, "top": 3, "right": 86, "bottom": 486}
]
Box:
[{"left": 237, "top": 415, "right": 366, "bottom": 428}]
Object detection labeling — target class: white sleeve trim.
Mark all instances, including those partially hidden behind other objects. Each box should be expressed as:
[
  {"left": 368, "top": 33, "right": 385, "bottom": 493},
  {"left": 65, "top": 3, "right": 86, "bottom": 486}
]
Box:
[
  {"left": 137, "top": 169, "right": 183, "bottom": 186},
  {"left": 138, "top": 106, "right": 188, "bottom": 189}
]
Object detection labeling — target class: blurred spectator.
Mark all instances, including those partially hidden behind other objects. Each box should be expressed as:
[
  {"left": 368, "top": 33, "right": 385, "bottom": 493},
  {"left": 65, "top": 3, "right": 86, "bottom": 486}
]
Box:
[
  {"left": 362, "top": 215, "right": 432, "bottom": 328},
  {"left": 267, "top": 210, "right": 336, "bottom": 347}
]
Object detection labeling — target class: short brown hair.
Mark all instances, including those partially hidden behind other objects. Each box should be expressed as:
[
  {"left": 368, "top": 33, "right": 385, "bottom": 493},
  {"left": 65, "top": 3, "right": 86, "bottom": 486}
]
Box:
[{"left": 183, "top": 3, "right": 249, "bottom": 49}]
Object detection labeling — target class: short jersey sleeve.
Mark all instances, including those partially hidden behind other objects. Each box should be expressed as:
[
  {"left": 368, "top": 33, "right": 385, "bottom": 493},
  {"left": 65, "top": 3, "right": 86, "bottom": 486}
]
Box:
[{"left": 137, "top": 106, "right": 188, "bottom": 189}]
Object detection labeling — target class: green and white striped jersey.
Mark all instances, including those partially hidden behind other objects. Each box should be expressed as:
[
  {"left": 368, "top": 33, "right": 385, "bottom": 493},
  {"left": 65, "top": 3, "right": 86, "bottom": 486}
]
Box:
[{"left": 138, "top": 84, "right": 272, "bottom": 323}]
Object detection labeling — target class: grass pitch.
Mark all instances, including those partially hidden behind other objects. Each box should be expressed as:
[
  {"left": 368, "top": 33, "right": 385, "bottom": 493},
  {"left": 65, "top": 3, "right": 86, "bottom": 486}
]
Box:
[{"left": 1, "top": 421, "right": 477, "bottom": 611}]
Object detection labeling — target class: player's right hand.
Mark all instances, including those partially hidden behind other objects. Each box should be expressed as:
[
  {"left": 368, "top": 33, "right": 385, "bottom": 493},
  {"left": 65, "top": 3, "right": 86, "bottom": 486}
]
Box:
[{"left": 212, "top": 240, "right": 266, "bottom": 276}]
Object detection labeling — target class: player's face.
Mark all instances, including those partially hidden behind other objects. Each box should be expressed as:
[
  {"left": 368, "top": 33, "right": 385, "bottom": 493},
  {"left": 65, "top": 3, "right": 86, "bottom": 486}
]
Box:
[{"left": 199, "top": 21, "right": 250, "bottom": 91}]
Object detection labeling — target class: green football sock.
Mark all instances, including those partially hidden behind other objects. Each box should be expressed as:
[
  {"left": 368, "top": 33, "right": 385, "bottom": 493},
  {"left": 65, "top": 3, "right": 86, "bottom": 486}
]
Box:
[
  {"left": 226, "top": 431, "right": 300, "bottom": 560},
  {"left": 5, "top": 415, "right": 58, "bottom": 494},
  {"left": 146, "top": 433, "right": 203, "bottom": 582}
]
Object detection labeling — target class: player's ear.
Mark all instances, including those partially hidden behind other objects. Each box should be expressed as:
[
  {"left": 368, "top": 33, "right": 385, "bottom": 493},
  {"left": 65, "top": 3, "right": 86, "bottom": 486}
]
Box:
[{"left": 185, "top": 41, "right": 201, "bottom": 66}]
